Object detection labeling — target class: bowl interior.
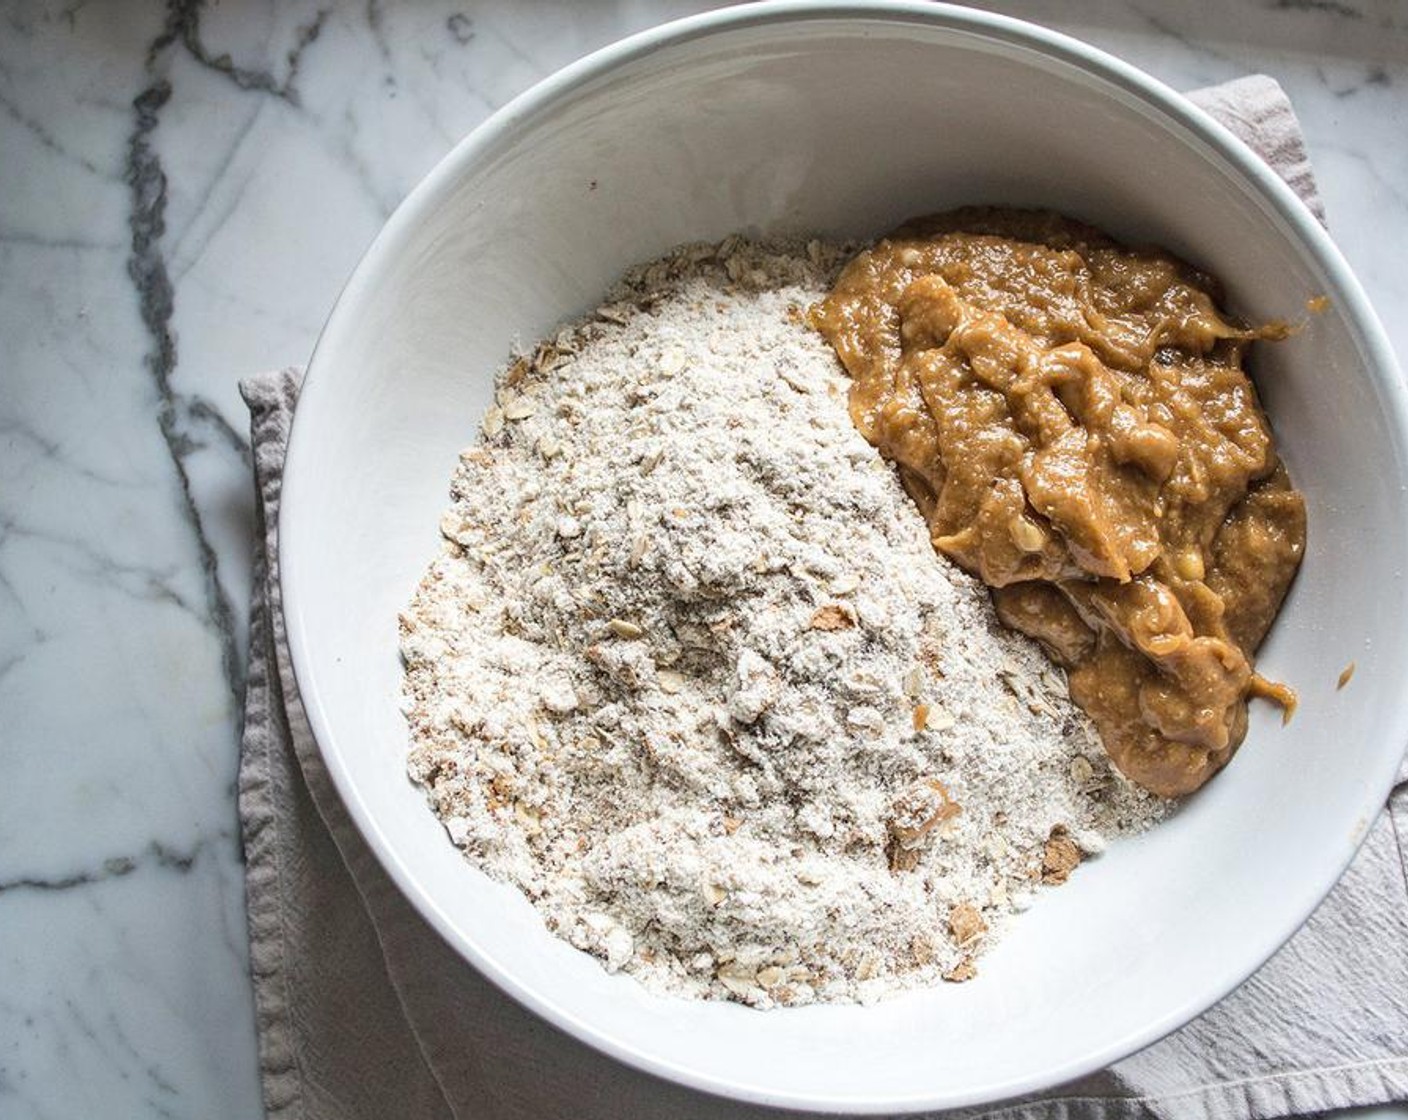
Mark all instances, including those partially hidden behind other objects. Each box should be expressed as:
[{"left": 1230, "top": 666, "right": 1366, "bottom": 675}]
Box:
[{"left": 281, "top": 6, "right": 1408, "bottom": 1113}]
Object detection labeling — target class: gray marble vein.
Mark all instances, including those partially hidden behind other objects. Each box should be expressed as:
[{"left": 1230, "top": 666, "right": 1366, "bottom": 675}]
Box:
[
  {"left": 0, "top": 90, "right": 117, "bottom": 181},
  {"left": 0, "top": 838, "right": 207, "bottom": 896},
  {"left": 126, "top": 74, "right": 245, "bottom": 699},
  {"left": 0, "top": 1, "right": 1405, "bottom": 1118}
]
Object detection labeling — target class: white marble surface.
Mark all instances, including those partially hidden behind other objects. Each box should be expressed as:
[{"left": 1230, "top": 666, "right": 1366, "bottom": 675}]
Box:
[{"left": 0, "top": 1, "right": 1403, "bottom": 1117}]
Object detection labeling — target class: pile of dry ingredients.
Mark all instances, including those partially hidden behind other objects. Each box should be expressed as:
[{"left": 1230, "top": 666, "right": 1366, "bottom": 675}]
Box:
[{"left": 400, "top": 237, "right": 1165, "bottom": 1007}]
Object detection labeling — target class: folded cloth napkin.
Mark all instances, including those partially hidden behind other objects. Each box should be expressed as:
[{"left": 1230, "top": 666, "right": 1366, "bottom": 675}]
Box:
[{"left": 238, "top": 76, "right": 1407, "bottom": 1120}]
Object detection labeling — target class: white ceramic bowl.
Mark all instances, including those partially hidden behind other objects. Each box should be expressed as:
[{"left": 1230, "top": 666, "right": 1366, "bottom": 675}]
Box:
[{"left": 281, "top": 2, "right": 1408, "bottom": 1112}]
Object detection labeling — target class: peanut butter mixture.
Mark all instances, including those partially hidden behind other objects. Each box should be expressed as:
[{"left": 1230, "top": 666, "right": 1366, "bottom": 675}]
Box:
[{"left": 813, "top": 209, "right": 1305, "bottom": 797}]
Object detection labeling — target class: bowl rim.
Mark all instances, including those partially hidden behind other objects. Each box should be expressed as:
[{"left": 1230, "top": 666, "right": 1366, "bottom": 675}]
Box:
[{"left": 280, "top": 1, "right": 1408, "bottom": 1112}]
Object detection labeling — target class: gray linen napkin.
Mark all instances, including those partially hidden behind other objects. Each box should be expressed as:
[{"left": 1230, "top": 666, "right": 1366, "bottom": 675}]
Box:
[{"left": 238, "top": 76, "right": 1407, "bottom": 1120}]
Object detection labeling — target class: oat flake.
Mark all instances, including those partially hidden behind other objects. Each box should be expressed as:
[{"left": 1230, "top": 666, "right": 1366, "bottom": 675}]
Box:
[{"left": 399, "top": 237, "right": 1164, "bottom": 1008}]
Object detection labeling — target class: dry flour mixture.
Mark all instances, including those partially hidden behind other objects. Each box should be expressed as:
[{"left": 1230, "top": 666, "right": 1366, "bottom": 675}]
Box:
[{"left": 399, "top": 237, "right": 1163, "bottom": 1007}]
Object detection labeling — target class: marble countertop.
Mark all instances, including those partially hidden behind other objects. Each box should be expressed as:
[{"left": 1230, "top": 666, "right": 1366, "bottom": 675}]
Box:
[{"left": 1, "top": 1, "right": 1404, "bottom": 1116}]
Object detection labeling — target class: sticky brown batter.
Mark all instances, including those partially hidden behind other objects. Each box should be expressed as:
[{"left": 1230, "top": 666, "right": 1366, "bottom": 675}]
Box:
[{"left": 812, "top": 209, "right": 1305, "bottom": 797}]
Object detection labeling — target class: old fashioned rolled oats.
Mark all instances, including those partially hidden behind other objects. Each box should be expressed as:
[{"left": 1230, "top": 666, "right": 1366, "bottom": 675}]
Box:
[{"left": 400, "top": 238, "right": 1164, "bottom": 1007}]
